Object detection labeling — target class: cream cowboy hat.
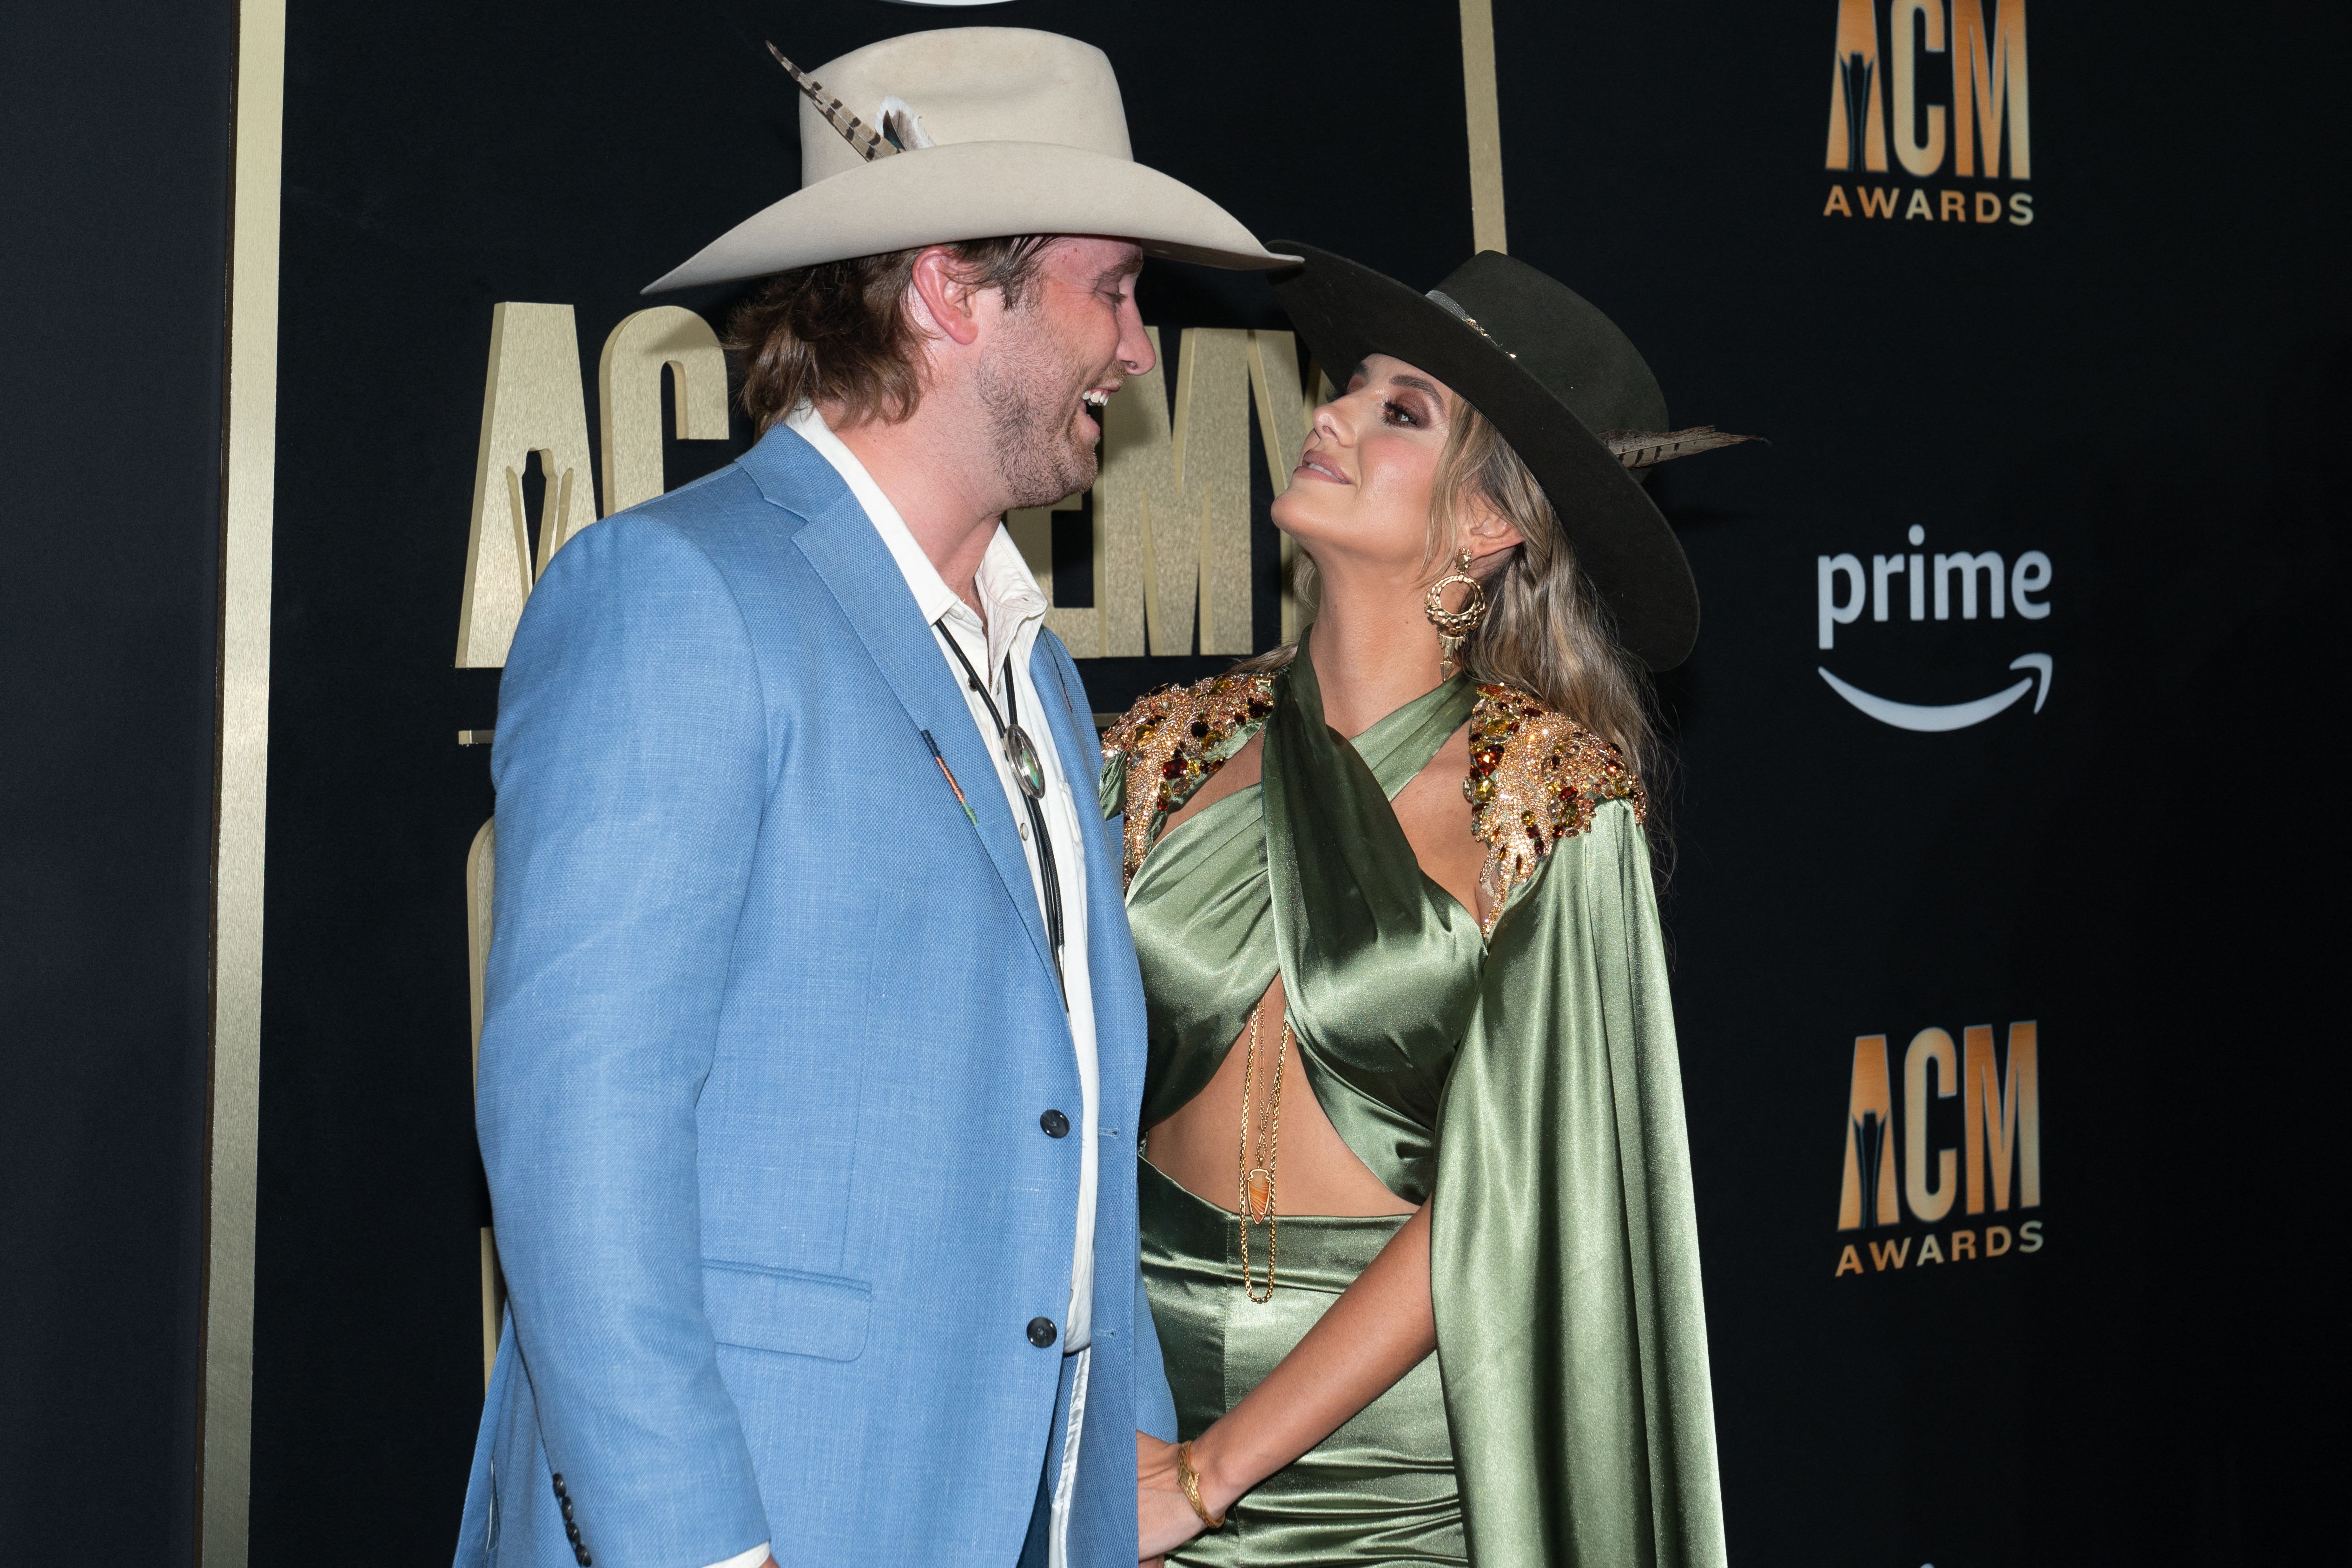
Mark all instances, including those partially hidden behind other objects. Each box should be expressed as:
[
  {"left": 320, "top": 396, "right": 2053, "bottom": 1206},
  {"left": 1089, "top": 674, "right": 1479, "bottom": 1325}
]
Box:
[{"left": 643, "top": 28, "right": 1297, "bottom": 292}]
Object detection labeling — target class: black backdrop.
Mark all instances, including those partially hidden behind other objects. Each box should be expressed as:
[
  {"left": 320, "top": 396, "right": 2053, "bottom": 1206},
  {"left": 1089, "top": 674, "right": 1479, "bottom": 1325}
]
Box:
[
  {"left": 4, "top": 0, "right": 2343, "bottom": 1563},
  {"left": 0, "top": 2, "right": 233, "bottom": 1561}
]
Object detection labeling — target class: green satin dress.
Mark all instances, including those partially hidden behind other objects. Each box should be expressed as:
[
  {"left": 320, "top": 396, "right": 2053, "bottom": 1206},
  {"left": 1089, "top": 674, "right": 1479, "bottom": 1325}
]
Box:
[{"left": 1103, "top": 638, "right": 1727, "bottom": 1568}]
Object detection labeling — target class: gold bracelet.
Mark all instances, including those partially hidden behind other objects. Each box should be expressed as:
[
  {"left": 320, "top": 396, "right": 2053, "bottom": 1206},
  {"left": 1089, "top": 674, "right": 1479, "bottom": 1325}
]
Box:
[{"left": 1176, "top": 1440, "right": 1226, "bottom": 1530}]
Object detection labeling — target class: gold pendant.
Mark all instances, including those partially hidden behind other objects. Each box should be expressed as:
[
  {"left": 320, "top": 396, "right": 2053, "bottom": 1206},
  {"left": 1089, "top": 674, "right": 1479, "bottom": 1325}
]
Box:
[{"left": 1244, "top": 1167, "right": 1275, "bottom": 1220}]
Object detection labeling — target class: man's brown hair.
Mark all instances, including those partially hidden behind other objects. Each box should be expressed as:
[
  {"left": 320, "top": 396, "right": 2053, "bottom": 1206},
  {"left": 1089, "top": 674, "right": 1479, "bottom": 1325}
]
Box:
[{"left": 726, "top": 237, "right": 1055, "bottom": 432}]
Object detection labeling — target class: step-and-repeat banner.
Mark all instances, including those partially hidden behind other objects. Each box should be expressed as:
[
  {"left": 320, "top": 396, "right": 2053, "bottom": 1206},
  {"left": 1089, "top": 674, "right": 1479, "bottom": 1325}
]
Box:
[{"left": 248, "top": 1, "right": 2334, "bottom": 1562}]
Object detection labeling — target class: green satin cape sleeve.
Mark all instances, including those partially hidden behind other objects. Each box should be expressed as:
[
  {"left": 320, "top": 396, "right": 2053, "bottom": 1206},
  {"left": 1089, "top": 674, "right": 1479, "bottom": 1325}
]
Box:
[{"left": 1433, "top": 800, "right": 1728, "bottom": 1568}]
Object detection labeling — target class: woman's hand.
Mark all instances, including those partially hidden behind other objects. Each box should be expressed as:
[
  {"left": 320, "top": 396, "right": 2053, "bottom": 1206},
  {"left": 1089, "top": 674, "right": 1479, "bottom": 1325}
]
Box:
[
  {"left": 1137, "top": 1431, "right": 1205, "bottom": 1562},
  {"left": 1135, "top": 1209, "right": 1437, "bottom": 1563}
]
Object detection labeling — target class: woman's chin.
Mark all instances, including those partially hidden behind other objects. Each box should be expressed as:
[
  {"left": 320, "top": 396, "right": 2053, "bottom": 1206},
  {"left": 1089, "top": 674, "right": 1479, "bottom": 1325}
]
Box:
[{"left": 1269, "top": 494, "right": 1337, "bottom": 540}]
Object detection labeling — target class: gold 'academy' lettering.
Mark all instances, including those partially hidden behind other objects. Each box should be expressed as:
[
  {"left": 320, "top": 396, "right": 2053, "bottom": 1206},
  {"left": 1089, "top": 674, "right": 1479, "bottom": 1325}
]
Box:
[
  {"left": 1017, "top": 328, "right": 1316, "bottom": 658},
  {"left": 598, "top": 307, "right": 729, "bottom": 518},
  {"left": 455, "top": 303, "right": 596, "bottom": 668},
  {"left": 454, "top": 305, "right": 727, "bottom": 668},
  {"left": 455, "top": 308, "right": 1315, "bottom": 669}
]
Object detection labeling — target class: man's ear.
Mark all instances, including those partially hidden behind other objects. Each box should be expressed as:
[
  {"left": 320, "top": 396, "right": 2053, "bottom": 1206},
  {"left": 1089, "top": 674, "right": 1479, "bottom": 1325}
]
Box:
[{"left": 907, "top": 246, "right": 984, "bottom": 348}]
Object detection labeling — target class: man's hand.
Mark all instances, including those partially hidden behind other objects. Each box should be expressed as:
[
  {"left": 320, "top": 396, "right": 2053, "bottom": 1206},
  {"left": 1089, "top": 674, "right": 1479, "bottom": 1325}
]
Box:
[{"left": 1137, "top": 1431, "right": 1206, "bottom": 1563}]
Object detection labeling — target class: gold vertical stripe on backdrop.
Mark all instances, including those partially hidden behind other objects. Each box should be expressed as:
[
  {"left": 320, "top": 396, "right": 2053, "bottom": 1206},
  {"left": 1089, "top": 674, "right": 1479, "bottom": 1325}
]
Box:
[
  {"left": 1458, "top": 0, "right": 1507, "bottom": 253},
  {"left": 202, "top": 0, "right": 285, "bottom": 1563},
  {"left": 467, "top": 821, "right": 506, "bottom": 1388}
]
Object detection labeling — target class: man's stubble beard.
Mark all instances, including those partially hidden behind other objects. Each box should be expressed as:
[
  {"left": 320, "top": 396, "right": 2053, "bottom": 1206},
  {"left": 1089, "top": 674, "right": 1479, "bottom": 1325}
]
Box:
[{"left": 975, "top": 309, "right": 1107, "bottom": 511}]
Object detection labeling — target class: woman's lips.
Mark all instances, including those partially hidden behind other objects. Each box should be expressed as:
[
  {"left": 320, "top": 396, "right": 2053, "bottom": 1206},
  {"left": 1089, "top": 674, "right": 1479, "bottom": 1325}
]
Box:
[{"left": 1294, "top": 453, "right": 1349, "bottom": 485}]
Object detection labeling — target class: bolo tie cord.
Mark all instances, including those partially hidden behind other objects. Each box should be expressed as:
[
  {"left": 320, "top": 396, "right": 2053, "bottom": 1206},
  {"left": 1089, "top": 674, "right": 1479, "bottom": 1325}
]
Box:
[{"left": 933, "top": 618, "right": 1066, "bottom": 996}]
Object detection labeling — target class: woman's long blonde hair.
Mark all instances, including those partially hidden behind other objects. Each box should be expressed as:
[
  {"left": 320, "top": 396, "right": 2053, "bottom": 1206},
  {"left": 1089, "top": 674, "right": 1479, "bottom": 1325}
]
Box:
[{"left": 1254, "top": 400, "right": 1663, "bottom": 786}]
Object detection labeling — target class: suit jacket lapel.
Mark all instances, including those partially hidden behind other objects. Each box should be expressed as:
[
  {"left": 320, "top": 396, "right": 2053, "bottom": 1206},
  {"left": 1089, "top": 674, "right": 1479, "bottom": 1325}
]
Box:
[{"left": 746, "top": 429, "right": 1061, "bottom": 987}]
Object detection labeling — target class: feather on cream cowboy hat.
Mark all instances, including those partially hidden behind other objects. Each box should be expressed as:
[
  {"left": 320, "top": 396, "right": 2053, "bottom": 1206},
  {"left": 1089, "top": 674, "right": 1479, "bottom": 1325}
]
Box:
[{"left": 643, "top": 28, "right": 1296, "bottom": 292}]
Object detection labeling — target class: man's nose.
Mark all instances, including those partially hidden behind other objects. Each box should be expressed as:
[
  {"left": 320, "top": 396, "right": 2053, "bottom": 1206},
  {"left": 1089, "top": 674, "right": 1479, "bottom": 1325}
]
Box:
[{"left": 1117, "top": 299, "right": 1155, "bottom": 377}]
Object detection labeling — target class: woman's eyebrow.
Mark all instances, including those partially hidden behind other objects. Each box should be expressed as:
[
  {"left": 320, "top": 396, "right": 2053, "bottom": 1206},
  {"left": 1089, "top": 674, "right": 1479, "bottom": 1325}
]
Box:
[{"left": 1386, "top": 373, "right": 1444, "bottom": 400}]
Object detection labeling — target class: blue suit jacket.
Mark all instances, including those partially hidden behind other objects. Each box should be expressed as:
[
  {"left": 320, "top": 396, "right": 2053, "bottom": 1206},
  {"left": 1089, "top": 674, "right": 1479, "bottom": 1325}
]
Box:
[{"left": 453, "top": 424, "right": 1179, "bottom": 1568}]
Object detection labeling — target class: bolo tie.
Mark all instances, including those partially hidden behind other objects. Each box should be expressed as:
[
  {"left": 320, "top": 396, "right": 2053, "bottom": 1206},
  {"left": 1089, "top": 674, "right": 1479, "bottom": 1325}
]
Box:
[{"left": 934, "top": 617, "right": 1065, "bottom": 999}]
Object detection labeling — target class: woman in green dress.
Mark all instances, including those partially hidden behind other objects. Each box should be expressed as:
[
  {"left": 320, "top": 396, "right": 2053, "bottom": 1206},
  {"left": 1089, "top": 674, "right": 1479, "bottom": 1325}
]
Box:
[{"left": 1112, "top": 244, "right": 1750, "bottom": 1568}]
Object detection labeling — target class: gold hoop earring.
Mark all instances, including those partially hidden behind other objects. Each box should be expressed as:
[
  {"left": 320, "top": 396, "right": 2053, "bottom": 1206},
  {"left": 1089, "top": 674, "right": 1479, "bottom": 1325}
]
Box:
[{"left": 1423, "top": 550, "right": 1488, "bottom": 680}]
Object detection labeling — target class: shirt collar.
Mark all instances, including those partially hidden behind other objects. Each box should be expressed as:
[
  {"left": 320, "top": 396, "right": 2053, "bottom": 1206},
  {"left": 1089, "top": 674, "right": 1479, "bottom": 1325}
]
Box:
[{"left": 786, "top": 404, "right": 1048, "bottom": 677}]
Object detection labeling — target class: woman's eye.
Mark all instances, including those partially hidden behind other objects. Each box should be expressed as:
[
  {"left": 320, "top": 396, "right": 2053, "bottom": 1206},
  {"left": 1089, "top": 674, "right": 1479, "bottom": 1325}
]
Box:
[{"left": 1382, "top": 399, "right": 1419, "bottom": 427}]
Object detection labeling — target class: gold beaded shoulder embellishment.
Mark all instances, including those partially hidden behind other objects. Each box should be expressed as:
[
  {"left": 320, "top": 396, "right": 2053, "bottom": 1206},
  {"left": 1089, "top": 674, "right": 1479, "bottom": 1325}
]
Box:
[
  {"left": 1463, "top": 683, "right": 1646, "bottom": 934},
  {"left": 1103, "top": 671, "right": 1276, "bottom": 886}
]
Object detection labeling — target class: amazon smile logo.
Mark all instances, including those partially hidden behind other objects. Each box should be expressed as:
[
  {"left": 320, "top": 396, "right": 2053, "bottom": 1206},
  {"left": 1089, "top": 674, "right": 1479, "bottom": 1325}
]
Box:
[{"left": 1816, "top": 526, "right": 2054, "bottom": 732}]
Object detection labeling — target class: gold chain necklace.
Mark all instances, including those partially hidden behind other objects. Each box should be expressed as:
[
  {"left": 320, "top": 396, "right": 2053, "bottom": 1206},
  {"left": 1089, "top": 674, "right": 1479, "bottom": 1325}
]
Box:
[{"left": 1236, "top": 1001, "right": 1289, "bottom": 1303}]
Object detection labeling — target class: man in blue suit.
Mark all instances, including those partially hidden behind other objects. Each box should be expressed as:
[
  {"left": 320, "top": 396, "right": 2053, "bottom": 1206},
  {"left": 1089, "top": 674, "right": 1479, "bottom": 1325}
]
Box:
[{"left": 452, "top": 28, "right": 1293, "bottom": 1568}]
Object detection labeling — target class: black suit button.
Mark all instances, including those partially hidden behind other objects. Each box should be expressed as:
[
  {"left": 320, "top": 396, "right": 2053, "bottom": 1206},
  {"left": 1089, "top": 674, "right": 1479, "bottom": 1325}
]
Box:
[
  {"left": 565, "top": 1522, "right": 581, "bottom": 1543},
  {"left": 559, "top": 1498, "right": 575, "bottom": 1520},
  {"left": 1039, "top": 1109, "right": 1070, "bottom": 1138},
  {"left": 550, "top": 1473, "right": 568, "bottom": 1498},
  {"left": 1027, "top": 1316, "right": 1058, "bottom": 1348}
]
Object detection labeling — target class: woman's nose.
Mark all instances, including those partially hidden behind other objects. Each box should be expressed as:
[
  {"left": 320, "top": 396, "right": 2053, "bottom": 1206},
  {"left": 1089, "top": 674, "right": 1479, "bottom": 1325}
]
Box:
[{"left": 1312, "top": 401, "right": 1348, "bottom": 443}]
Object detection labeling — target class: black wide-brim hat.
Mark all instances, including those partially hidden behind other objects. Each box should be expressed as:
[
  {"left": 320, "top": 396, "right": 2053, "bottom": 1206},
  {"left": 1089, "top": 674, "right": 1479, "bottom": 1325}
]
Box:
[{"left": 1271, "top": 241, "right": 1733, "bottom": 671}]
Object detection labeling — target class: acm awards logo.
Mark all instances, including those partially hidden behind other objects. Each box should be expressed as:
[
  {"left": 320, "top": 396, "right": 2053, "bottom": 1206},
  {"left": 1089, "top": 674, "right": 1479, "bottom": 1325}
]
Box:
[
  {"left": 1819, "top": 0, "right": 2033, "bottom": 228},
  {"left": 1834, "top": 1022, "right": 2043, "bottom": 1278}
]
